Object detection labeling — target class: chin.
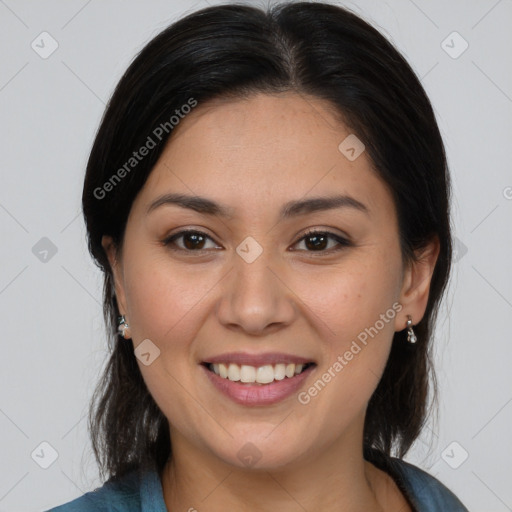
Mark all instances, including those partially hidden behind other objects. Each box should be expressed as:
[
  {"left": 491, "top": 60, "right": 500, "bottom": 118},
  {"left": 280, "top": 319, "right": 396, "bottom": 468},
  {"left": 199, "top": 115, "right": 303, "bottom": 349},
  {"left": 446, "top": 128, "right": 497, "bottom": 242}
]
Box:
[{"left": 209, "top": 432, "right": 309, "bottom": 471}]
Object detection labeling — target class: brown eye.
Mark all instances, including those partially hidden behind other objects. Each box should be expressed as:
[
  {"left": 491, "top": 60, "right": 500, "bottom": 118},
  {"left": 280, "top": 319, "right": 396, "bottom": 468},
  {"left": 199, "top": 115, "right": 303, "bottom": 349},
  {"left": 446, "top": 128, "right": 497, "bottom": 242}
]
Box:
[
  {"left": 163, "top": 230, "right": 220, "bottom": 251},
  {"left": 293, "top": 230, "right": 351, "bottom": 253}
]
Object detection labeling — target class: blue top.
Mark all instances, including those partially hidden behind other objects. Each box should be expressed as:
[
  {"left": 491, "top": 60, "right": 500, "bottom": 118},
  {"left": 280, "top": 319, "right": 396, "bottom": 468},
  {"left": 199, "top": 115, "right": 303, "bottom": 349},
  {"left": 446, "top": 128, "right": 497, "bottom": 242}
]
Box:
[{"left": 47, "top": 456, "right": 468, "bottom": 511}]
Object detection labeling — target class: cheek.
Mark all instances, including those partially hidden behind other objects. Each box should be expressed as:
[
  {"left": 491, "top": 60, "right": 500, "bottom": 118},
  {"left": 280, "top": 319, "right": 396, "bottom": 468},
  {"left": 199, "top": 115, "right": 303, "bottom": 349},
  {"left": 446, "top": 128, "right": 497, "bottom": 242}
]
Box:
[
  {"left": 122, "top": 254, "right": 217, "bottom": 343},
  {"left": 293, "top": 266, "right": 401, "bottom": 438},
  {"left": 121, "top": 258, "right": 217, "bottom": 437},
  {"left": 296, "top": 256, "right": 402, "bottom": 343},
  {"left": 293, "top": 250, "right": 403, "bottom": 415}
]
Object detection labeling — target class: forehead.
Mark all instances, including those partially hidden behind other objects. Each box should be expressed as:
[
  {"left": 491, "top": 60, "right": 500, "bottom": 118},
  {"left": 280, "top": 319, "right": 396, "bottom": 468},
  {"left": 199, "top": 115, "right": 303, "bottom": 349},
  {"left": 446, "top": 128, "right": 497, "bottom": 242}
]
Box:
[
  {"left": 133, "top": 93, "right": 394, "bottom": 221},
  {"left": 159, "top": 92, "right": 350, "bottom": 170}
]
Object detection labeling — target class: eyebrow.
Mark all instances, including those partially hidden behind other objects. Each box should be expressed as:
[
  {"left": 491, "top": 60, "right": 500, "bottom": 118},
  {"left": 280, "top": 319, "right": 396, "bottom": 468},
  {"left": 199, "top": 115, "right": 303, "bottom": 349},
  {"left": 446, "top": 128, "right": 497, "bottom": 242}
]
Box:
[{"left": 146, "top": 193, "right": 369, "bottom": 218}]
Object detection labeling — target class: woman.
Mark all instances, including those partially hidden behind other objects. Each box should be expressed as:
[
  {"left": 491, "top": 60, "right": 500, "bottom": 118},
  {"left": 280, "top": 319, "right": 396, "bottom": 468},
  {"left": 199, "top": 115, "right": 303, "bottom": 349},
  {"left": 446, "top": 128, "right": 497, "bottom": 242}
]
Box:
[{"left": 48, "top": 1, "right": 468, "bottom": 510}]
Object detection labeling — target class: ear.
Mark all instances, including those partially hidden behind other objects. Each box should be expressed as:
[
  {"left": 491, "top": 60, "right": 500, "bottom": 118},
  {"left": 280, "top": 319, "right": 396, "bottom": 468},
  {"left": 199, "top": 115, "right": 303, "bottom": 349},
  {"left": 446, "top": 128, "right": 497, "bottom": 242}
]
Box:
[
  {"left": 101, "top": 235, "right": 128, "bottom": 315},
  {"left": 395, "top": 236, "right": 440, "bottom": 331}
]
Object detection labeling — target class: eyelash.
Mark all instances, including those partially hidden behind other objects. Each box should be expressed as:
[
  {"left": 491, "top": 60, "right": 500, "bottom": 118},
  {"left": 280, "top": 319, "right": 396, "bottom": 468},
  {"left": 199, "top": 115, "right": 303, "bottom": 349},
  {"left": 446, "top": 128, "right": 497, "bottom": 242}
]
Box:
[{"left": 162, "top": 228, "right": 351, "bottom": 255}]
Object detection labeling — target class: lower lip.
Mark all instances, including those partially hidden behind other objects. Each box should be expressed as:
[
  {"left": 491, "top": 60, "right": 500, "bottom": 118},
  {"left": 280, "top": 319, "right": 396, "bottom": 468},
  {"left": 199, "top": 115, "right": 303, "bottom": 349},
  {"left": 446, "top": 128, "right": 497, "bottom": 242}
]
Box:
[{"left": 201, "top": 364, "right": 315, "bottom": 406}]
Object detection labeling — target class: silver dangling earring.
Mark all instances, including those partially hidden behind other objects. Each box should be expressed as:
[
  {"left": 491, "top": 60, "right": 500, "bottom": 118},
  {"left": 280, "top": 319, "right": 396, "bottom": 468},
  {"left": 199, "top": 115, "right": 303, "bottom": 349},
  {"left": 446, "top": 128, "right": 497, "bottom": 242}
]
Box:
[
  {"left": 406, "top": 315, "right": 417, "bottom": 344},
  {"left": 117, "top": 315, "right": 131, "bottom": 339}
]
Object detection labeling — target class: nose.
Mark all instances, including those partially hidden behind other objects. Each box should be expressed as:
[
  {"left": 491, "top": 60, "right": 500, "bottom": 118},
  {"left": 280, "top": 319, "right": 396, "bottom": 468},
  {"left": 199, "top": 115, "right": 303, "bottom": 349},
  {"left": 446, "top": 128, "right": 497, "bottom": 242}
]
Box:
[{"left": 215, "top": 245, "right": 297, "bottom": 336}]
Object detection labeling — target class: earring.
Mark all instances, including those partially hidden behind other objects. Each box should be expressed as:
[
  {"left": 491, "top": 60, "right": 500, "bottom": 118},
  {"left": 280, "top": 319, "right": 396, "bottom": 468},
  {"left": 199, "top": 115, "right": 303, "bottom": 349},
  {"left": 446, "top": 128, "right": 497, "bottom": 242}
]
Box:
[
  {"left": 117, "top": 315, "right": 131, "bottom": 339},
  {"left": 406, "top": 315, "right": 417, "bottom": 344}
]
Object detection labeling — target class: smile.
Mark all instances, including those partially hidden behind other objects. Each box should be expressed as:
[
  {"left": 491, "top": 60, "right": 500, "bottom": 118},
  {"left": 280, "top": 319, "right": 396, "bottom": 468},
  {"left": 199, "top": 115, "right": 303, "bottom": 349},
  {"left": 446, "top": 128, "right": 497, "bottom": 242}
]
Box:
[
  {"left": 205, "top": 362, "right": 314, "bottom": 384},
  {"left": 201, "top": 353, "right": 317, "bottom": 406}
]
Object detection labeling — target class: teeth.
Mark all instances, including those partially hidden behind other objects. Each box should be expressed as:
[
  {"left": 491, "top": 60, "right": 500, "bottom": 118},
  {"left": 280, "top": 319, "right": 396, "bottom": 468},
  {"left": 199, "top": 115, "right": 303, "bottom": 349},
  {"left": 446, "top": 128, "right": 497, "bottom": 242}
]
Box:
[
  {"left": 209, "top": 362, "right": 310, "bottom": 384},
  {"left": 228, "top": 363, "right": 241, "bottom": 381},
  {"left": 240, "top": 365, "right": 256, "bottom": 383},
  {"left": 274, "top": 363, "right": 286, "bottom": 380},
  {"left": 256, "top": 365, "right": 274, "bottom": 384},
  {"left": 219, "top": 363, "right": 228, "bottom": 378}
]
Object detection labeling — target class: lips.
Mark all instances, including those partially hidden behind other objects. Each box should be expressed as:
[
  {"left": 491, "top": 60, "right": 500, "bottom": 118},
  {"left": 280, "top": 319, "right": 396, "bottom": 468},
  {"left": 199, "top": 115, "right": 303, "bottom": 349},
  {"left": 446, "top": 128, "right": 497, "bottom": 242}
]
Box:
[{"left": 201, "top": 352, "right": 317, "bottom": 405}]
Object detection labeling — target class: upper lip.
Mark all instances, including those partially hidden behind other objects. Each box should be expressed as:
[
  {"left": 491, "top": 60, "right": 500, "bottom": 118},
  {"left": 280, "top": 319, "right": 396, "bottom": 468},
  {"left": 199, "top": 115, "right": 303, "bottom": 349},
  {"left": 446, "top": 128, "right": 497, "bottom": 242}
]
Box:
[{"left": 203, "top": 352, "right": 315, "bottom": 367}]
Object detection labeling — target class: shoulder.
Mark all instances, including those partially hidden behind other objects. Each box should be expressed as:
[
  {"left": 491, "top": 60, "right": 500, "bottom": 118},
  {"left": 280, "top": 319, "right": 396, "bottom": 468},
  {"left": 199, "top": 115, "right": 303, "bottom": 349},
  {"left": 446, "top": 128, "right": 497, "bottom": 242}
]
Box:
[
  {"left": 45, "top": 470, "right": 142, "bottom": 512},
  {"left": 388, "top": 457, "right": 469, "bottom": 511}
]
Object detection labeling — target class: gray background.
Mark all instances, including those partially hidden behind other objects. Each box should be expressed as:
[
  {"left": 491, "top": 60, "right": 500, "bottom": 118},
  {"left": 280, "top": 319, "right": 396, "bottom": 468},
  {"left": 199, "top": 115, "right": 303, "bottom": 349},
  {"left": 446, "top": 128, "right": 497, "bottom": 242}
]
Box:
[{"left": 1, "top": 0, "right": 511, "bottom": 510}]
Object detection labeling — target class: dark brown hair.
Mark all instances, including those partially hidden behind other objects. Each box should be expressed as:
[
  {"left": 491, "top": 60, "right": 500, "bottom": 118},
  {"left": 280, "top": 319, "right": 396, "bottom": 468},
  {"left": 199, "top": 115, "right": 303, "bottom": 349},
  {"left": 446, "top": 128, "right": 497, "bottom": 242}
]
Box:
[{"left": 82, "top": 1, "right": 452, "bottom": 482}]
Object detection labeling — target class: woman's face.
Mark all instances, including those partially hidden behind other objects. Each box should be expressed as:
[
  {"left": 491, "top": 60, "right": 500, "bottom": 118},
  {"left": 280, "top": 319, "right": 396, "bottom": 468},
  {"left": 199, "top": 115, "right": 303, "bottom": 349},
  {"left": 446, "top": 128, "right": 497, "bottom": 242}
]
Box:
[{"left": 103, "top": 92, "right": 435, "bottom": 469}]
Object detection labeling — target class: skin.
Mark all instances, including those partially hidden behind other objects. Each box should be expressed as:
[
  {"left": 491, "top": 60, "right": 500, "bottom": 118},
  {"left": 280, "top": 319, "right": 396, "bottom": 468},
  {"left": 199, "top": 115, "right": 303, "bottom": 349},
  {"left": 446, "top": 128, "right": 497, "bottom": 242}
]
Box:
[{"left": 103, "top": 92, "right": 439, "bottom": 511}]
